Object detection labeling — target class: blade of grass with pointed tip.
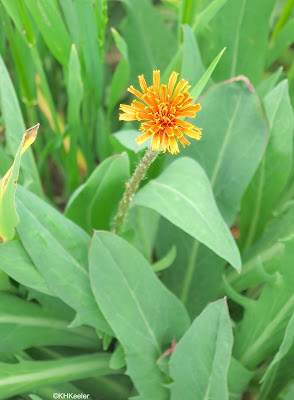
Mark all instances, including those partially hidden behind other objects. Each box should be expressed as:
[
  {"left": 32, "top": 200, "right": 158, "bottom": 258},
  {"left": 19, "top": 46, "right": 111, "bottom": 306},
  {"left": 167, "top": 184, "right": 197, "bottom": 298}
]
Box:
[
  {"left": 190, "top": 47, "right": 226, "bottom": 100},
  {"left": 0, "top": 124, "right": 39, "bottom": 242}
]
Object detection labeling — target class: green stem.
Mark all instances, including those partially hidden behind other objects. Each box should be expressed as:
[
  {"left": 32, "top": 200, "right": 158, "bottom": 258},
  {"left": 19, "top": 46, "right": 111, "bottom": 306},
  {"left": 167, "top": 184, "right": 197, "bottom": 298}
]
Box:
[{"left": 112, "top": 147, "right": 158, "bottom": 234}]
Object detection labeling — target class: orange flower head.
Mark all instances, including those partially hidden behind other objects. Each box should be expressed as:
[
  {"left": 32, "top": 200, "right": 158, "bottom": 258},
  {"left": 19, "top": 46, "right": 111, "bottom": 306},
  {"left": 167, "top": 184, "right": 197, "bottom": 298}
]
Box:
[{"left": 119, "top": 70, "right": 202, "bottom": 154}]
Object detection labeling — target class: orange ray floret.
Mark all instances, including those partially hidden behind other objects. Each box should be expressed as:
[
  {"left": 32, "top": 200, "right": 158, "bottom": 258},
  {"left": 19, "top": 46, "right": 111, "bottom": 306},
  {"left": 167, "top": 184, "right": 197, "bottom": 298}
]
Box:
[{"left": 119, "top": 70, "right": 202, "bottom": 155}]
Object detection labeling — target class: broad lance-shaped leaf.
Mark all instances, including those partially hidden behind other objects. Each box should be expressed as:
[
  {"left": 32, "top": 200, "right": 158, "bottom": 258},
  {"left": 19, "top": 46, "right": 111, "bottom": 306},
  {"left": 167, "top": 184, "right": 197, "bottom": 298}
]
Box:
[
  {"left": 240, "top": 80, "right": 294, "bottom": 252},
  {"left": 0, "top": 353, "right": 118, "bottom": 400},
  {"left": 89, "top": 231, "right": 190, "bottom": 400},
  {"left": 15, "top": 185, "right": 112, "bottom": 335},
  {"left": 156, "top": 80, "right": 267, "bottom": 319},
  {"left": 233, "top": 238, "right": 294, "bottom": 369},
  {"left": 169, "top": 299, "right": 233, "bottom": 400},
  {"left": 133, "top": 157, "right": 241, "bottom": 270},
  {"left": 0, "top": 124, "right": 39, "bottom": 243},
  {"left": 177, "top": 80, "right": 268, "bottom": 227},
  {"left": 65, "top": 153, "right": 130, "bottom": 233},
  {"left": 0, "top": 292, "right": 98, "bottom": 352}
]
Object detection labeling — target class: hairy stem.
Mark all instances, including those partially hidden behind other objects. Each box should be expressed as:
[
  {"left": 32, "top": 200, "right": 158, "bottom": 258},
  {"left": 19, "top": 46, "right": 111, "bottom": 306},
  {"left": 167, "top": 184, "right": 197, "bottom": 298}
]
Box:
[{"left": 112, "top": 147, "right": 158, "bottom": 234}]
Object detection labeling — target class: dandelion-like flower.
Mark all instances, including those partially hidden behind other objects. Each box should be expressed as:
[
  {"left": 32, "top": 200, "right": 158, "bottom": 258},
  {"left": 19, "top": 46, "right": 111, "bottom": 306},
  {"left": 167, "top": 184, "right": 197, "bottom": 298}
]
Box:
[{"left": 119, "top": 70, "right": 202, "bottom": 154}]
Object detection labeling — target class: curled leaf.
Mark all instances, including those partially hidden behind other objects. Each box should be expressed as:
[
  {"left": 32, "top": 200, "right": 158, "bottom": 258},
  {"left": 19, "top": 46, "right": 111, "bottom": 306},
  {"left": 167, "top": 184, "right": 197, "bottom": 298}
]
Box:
[{"left": 0, "top": 124, "right": 39, "bottom": 242}]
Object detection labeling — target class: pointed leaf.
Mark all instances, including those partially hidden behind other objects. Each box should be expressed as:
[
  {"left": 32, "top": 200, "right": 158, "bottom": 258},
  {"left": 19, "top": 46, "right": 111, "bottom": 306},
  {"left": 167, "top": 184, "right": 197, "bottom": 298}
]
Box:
[
  {"left": 169, "top": 299, "right": 233, "bottom": 400},
  {"left": 133, "top": 157, "right": 241, "bottom": 270},
  {"left": 89, "top": 231, "right": 190, "bottom": 400},
  {"left": 0, "top": 124, "right": 39, "bottom": 242},
  {"left": 240, "top": 80, "right": 294, "bottom": 251},
  {"left": 15, "top": 185, "right": 112, "bottom": 334}
]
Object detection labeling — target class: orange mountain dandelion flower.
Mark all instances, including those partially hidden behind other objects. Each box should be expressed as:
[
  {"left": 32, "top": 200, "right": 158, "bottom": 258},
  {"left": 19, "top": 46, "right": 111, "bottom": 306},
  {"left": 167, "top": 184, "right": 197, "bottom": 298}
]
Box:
[{"left": 119, "top": 70, "right": 202, "bottom": 154}]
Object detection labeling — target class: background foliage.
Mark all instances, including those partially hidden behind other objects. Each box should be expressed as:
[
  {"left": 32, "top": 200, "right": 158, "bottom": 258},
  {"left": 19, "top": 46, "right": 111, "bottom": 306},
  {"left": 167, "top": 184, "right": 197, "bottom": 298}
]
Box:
[{"left": 1, "top": 0, "right": 294, "bottom": 399}]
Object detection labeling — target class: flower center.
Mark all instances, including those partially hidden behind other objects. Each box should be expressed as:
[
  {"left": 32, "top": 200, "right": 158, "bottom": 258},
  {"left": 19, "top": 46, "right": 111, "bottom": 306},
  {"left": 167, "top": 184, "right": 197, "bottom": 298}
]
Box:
[{"left": 154, "top": 103, "right": 176, "bottom": 129}]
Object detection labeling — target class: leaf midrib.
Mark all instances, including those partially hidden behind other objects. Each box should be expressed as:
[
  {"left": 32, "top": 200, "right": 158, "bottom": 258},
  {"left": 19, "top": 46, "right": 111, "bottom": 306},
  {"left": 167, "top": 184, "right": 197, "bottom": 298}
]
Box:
[
  {"left": 17, "top": 196, "right": 88, "bottom": 277},
  {"left": 101, "top": 240, "right": 162, "bottom": 355}
]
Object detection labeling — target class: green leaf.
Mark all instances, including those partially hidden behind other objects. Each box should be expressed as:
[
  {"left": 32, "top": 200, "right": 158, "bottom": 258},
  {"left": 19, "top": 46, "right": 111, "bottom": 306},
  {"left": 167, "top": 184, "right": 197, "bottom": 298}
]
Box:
[
  {"left": 0, "top": 353, "right": 117, "bottom": 400},
  {"left": 157, "top": 80, "right": 267, "bottom": 318},
  {"left": 67, "top": 44, "right": 83, "bottom": 128},
  {"left": 0, "top": 292, "right": 98, "bottom": 352},
  {"left": 113, "top": 130, "right": 149, "bottom": 153},
  {"left": 0, "top": 145, "right": 12, "bottom": 177},
  {"left": 156, "top": 218, "right": 226, "bottom": 318},
  {"left": 0, "top": 240, "right": 53, "bottom": 295},
  {"left": 0, "top": 0, "right": 35, "bottom": 44},
  {"left": 123, "top": 206, "right": 160, "bottom": 262},
  {"left": 169, "top": 299, "right": 233, "bottom": 400},
  {"left": 226, "top": 201, "right": 294, "bottom": 293},
  {"left": 74, "top": 0, "right": 103, "bottom": 106},
  {"left": 0, "top": 55, "right": 42, "bottom": 195},
  {"left": 267, "top": 18, "right": 294, "bottom": 67},
  {"left": 162, "top": 0, "right": 227, "bottom": 82},
  {"left": 152, "top": 245, "right": 176, "bottom": 273},
  {"left": 260, "top": 312, "right": 294, "bottom": 399},
  {"left": 107, "top": 28, "right": 130, "bottom": 116},
  {"left": 203, "top": 0, "right": 276, "bottom": 84},
  {"left": 227, "top": 358, "right": 253, "bottom": 400},
  {"left": 133, "top": 157, "right": 241, "bottom": 270},
  {"left": 181, "top": 25, "right": 205, "bottom": 87},
  {"left": 192, "top": 0, "right": 227, "bottom": 35},
  {"left": 189, "top": 46, "right": 226, "bottom": 101},
  {"left": 89, "top": 231, "right": 190, "bottom": 400},
  {"left": 65, "top": 153, "right": 130, "bottom": 233},
  {"left": 0, "top": 124, "right": 39, "bottom": 242},
  {"left": 65, "top": 44, "right": 84, "bottom": 193},
  {"left": 119, "top": 0, "right": 177, "bottom": 83},
  {"left": 23, "top": 0, "right": 72, "bottom": 67},
  {"left": 15, "top": 185, "right": 112, "bottom": 334},
  {"left": 256, "top": 67, "right": 283, "bottom": 99},
  {"left": 233, "top": 238, "right": 294, "bottom": 369},
  {"left": 110, "top": 344, "right": 126, "bottom": 370},
  {"left": 176, "top": 80, "right": 268, "bottom": 226},
  {"left": 240, "top": 80, "right": 294, "bottom": 252}
]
